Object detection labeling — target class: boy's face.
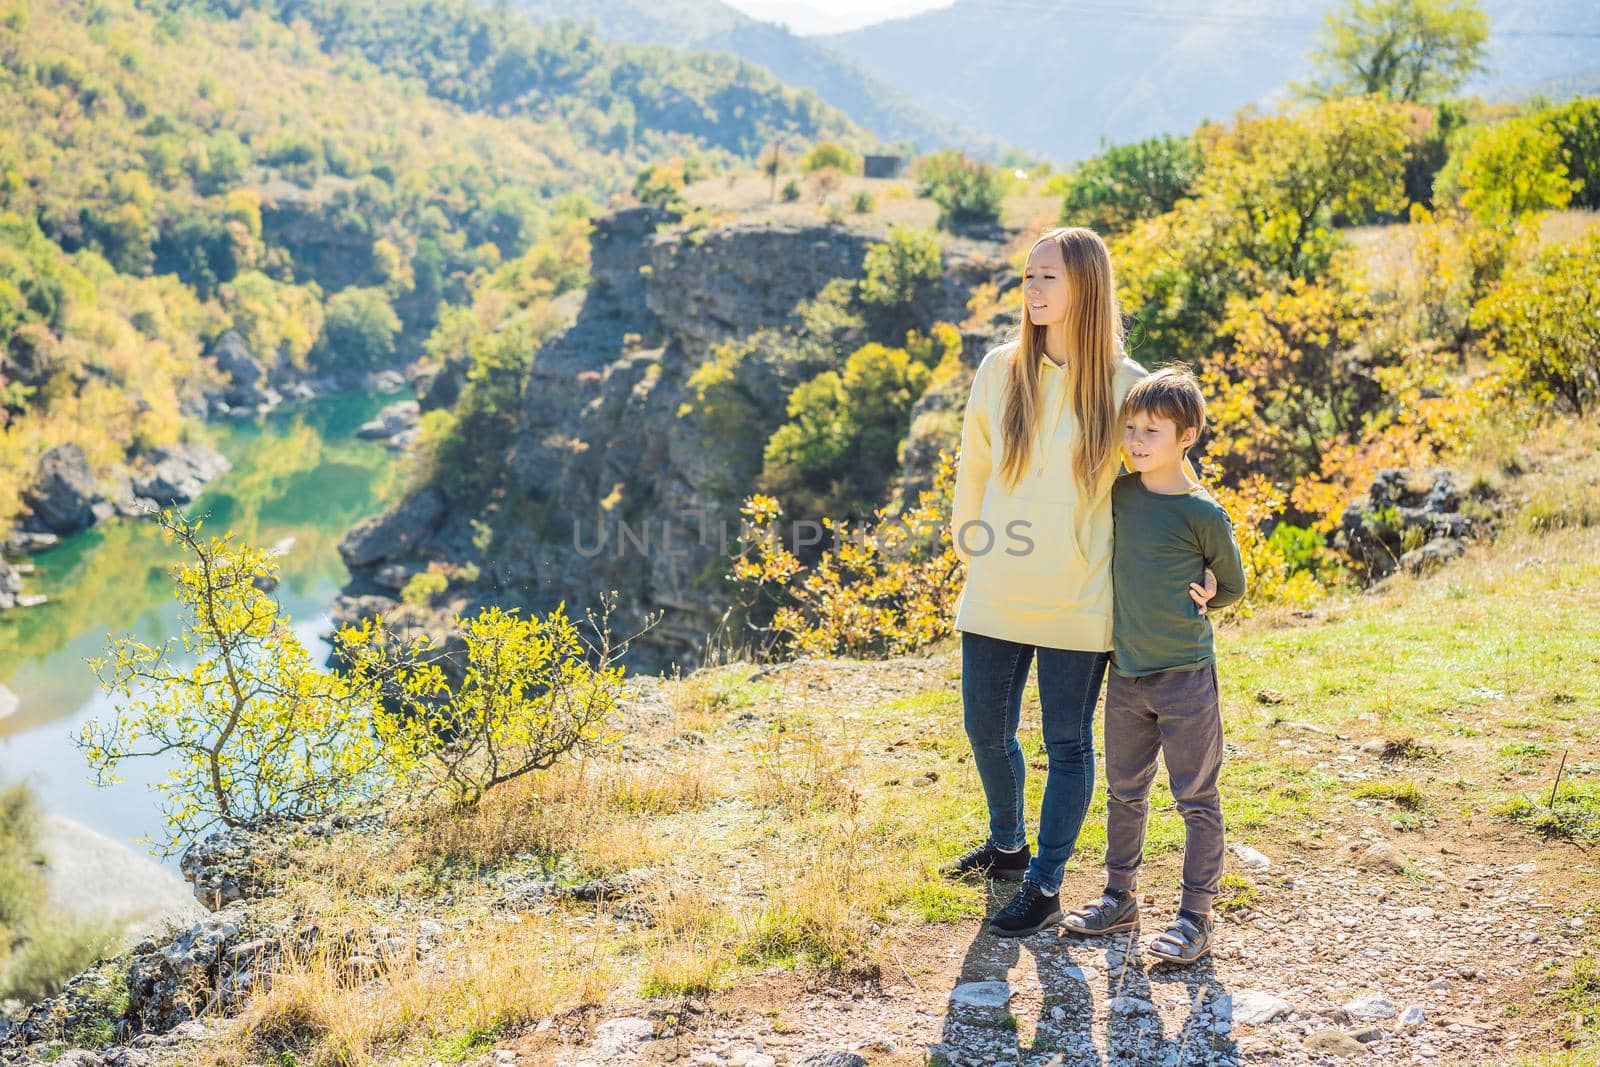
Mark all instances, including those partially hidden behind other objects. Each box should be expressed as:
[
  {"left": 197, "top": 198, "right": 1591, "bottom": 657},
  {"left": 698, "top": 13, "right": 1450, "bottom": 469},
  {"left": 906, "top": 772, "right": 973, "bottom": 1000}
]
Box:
[{"left": 1124, "top": 410, "right": 1198, "bottom": 472}]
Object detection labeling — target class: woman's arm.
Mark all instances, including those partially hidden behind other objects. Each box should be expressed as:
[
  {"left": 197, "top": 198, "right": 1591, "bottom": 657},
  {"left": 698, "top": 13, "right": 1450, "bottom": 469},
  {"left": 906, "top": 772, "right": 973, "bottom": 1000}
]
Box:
[{"left": 950, "top": 358, "right": 993, "bottom": 564}]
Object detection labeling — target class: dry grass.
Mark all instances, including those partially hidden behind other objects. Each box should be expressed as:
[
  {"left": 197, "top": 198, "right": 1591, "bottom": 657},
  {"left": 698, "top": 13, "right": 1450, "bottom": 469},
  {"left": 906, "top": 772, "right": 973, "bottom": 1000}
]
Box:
[{"left": 207, "top": 916, "right": 616, "bottom": 1067}]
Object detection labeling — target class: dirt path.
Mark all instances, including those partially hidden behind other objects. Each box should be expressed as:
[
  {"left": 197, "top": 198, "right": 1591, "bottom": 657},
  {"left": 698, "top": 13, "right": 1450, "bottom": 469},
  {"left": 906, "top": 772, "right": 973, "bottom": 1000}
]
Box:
[{"left": 505, "top": 831, "right": 1585, "bottom": 1066}]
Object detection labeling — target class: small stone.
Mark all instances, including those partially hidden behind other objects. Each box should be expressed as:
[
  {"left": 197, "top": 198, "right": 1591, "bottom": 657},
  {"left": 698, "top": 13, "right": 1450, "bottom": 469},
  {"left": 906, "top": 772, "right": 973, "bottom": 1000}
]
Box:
[
  {"left": 1355, "top": 840, "right": 1409, "bottom": 873},
  {"left": 1428, "top": 978, "right": 1451, "bottom": 991},
  {"left": 1304, "top": 1029, "right": 1369, "bottom": 1056},
  {"left": 1344, "top": 995, "right": 1397, "bottom": 1021},
  {"left": 949, "top": 981, "right": 1012, "bottom": 1008},
  {"left": 1401, "top": 906, "right": 1435, "bottom": 921},
  {"left": 1398, "top": 1005, "right": 1426, "bottom": 1029},
  {"left": 1350, "top": 1026, "right": 1384, "bottom": 1043},
  {"left": 1229, "top": 843, "right": 1272, "bottom": 870},
  {"left": 1224, "top": 990, "right": 1293, "bottom": 1025},
  {"left": 1108, "top": 996, "right": 1156, "bottom": 1014},
  {"left": 1050, "top": 1005, "right": 1067, "bottom": 1021},
  {"left": 797, "top": 1056, "right": 867, "bottom": 1067}
]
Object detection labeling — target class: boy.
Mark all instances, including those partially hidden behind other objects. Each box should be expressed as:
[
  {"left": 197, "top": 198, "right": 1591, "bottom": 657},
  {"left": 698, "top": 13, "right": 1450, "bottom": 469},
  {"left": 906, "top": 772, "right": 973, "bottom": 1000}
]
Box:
[{"left": 1062, "top": 367, "right": 1246, "bottom": 964}]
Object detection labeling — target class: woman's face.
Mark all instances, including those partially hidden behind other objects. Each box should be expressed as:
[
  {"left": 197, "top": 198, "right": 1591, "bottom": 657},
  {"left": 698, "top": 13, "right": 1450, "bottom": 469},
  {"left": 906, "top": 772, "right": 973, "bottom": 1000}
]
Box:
[{"left": 1024, "top": 240, "right": 1070, "bottom": 327}]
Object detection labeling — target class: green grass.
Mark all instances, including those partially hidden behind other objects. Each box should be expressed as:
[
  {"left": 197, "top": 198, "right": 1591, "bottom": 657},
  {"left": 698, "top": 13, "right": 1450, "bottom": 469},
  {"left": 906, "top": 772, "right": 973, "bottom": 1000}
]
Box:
[{"left": 1352, "top": 780, "right": 1428, "bottom": 810}]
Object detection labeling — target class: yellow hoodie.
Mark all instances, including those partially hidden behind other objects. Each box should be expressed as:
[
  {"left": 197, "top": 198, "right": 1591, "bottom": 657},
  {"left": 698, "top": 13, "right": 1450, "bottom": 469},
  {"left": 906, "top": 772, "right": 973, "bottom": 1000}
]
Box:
[{"left": 950, "top": 342, "right": 1150, "bottom": 652}]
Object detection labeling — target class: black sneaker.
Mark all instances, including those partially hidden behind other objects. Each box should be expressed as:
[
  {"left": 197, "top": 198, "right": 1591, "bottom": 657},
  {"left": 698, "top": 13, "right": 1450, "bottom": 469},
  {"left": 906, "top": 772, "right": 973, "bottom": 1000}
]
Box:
[
  {"left": 988, "top": 880, "right": 1064, "bottom": 938},
  {"left": 942, "top": 840, "right": 1031, "bottom": 881}
]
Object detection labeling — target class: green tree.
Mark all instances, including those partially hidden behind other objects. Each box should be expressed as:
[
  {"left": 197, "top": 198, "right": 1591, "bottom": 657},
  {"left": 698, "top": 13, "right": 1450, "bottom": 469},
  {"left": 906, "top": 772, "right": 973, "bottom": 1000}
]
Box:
[
  {"left": 914, "top": 150, "right": 1005, "bottom": 231},
  {"left": 760, "top": 342, "right": 931, "bottom": 519},
  {"left": 802, "top": 142, "right": 856, "bottom": 174},
  {"left": 1437, "top": 116, "right": 1578, "bottom": 223},
  {"left": 338, "top": 601, "right": 627, "bottom": 807},
  {"left": 316, "top": 286, "right": 401, "bottom": 371},
  {"left": 1540, "top": 97, "right": 1600, "bottom": 210},
  {"left": 858, "top": 224, "right": 942, "bottom": 342},
  {"left": 1056, "top": 133, "right": 1200, "bottom": 234},
  {"left": 1300, "top": 0, "right": 1489, "bottom": 103},
  {"left": 1115, "top": 97, "right": 1410, "bottom": 364}
]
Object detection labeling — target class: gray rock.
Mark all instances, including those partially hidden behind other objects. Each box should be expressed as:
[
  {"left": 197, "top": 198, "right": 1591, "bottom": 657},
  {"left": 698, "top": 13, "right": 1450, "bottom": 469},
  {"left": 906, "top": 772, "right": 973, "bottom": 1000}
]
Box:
[
  {"left": 1355, "top": 840, "right": 1409, "bottom": 874},
  {"left": 1229, "top": 843, "right": 1272, "bottom": 871},
  {"left": 337, "top": 487, "right": 446, "bottom": 569},
  {"left": 23, "top": 443, "right": 100, "bottom": 535},
  {"left": 1223, "top": 990, "right": 1292, "bottom": 1025},
  {"left": 1344, "top": 995, "right": 1397, "bottom": 1021},
  {"left": 588, "top": 1017, "right": 656, "bottom": 1060},
  {"left": 1398, "top": 1004, "right": 1426, "bottom": 1029},
  {"left": 354, "top": 400, "right": 420, "bottom": 440},
  {"left": 797, "top": 1054, "right": 867, "bottom": 1067},
  {"left": 1108, "top": 996, "right": 1156, "bottom": 1014},
  {"left": 949, "top": 981, "right": 1012, "bottom": 1008},
  {"left": 131, "top": 444, "right": 231, "bottom": 506},
  {"left": 208, "top": 331, "right": 279, "bottom": 410}
]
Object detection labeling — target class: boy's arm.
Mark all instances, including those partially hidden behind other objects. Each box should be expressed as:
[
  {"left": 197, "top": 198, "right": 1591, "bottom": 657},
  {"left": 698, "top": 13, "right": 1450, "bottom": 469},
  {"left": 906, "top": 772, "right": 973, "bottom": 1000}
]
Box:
[
  {"left": 950, "top": 358, "right": 993, "bottom": 564},
  {"left": 1197, "top": 506, "right": 1248, "bottom": 611}
]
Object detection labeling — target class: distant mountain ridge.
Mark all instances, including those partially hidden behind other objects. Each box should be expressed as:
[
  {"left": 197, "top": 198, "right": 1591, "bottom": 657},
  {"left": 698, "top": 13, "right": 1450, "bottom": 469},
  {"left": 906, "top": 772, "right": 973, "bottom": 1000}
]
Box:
[
  {"left": 504, "top": 0, "right": 1005, "bottom": 155},
  {"left": 818, "top": 0, "right": 1600, "bottom": 161}
]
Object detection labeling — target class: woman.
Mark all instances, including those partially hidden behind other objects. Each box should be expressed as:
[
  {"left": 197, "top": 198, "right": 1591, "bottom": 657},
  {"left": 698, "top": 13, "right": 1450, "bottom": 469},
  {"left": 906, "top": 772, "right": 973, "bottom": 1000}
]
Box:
[{"left": 943, "top": 227, "right": 1212, "bottom": 937}]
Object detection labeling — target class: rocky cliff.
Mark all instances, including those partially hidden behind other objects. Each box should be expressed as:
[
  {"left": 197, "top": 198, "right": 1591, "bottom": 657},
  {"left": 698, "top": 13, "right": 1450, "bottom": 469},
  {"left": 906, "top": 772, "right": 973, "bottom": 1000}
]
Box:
[{"left": 335, "top": 208, "right": 1007, "bottom": 672}]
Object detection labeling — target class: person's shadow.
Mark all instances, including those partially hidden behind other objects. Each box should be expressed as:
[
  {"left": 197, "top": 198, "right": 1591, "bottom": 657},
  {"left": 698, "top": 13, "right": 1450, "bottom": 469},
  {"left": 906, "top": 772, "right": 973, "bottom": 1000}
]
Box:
[{"left": 932, "top": 882, "right": 1239, "bottom": 1066}]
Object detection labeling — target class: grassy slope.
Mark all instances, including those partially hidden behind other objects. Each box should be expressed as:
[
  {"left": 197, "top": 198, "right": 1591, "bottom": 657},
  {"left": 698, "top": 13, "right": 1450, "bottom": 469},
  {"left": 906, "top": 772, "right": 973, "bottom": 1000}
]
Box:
[{"left": 170, "top": 414, "right": 1600, "bottom": 1066}]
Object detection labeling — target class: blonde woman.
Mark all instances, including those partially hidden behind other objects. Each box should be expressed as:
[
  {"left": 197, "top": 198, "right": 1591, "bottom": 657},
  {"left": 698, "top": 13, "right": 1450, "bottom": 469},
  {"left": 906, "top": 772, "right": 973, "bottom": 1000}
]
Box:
[{"left": 942, "top": 227, "right": 1214, "bottom": 937}]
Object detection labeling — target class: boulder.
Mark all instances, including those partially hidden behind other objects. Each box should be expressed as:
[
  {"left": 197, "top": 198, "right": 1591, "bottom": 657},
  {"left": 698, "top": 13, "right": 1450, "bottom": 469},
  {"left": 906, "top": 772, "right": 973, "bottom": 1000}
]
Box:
[
  {"left": 131, "top": 444, "right": 232, "bottom": 507},
  {"left": 354, "top": 400, "right": 420, "bottom": 440},
  {"left": 23, "top": 443, "right": 100, "bottom": 535},
  {"left": 337, "top": 487, "right": 446, "bottom": 569},
  {"left": 207, "top": 331, "right": 279, "bottom": 410}
]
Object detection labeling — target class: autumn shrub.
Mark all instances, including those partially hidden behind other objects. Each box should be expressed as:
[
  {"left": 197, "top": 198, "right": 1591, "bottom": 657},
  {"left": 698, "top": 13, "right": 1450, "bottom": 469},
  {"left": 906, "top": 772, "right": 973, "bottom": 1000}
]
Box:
[
  {"left": 78, "top": 510, "right": 391, "bottom": 854},
  {"left": 913, "top": 151, "right": 1004, "bottom": 230},
  {"left": 734, "top": 452, "right": 962, "bottom": 658},
  {"left": 1471, "top": 227, "right": 1600, "bottom": 416},
  {"left": 338, "top": 601, "right": 626, "bottom": 807}
]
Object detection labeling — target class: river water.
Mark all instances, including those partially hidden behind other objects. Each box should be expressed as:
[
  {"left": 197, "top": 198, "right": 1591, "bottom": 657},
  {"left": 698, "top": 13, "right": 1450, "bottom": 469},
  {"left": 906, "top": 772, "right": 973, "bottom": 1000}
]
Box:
[{"left": 0, "top": 389, "right": 410, "bottom": 863}]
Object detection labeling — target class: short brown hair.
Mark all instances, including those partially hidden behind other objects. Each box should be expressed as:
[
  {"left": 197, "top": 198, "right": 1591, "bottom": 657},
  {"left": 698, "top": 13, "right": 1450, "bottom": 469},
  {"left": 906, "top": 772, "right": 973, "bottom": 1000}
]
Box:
[{"left": 1121, "top": 366, "right": 1206, "bottom": 450}]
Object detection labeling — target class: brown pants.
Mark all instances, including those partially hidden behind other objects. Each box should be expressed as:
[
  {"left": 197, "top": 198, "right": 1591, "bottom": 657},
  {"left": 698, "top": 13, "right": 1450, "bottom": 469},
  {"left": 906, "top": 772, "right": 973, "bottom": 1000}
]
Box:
[{"left": 1102, "top": 663, "right": 1224, "bottom": 915}]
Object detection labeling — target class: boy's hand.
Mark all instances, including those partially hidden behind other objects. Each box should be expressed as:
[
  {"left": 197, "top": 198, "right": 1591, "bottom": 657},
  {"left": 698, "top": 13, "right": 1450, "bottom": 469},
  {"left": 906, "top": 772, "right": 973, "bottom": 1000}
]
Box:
[{"left": 1190, "top": 569, "right": 1217, "bottom": 616}]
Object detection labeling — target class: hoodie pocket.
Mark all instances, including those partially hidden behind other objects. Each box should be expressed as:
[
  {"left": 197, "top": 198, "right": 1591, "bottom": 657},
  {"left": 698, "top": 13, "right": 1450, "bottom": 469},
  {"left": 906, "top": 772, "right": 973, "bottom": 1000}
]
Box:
[{"left": 969, "top": 493, "right": 1090, "bottom": 611}]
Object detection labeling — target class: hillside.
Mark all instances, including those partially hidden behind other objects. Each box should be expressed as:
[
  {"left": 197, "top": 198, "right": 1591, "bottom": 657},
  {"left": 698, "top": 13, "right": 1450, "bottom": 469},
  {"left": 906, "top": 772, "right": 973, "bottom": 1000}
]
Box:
[
  {"left": 0, "top": 0, "right": 864, "bottom": 602},
  {"left": 2, "top": 416, "right": 1597, "bottom": 1065},
  {"left": 503, "top": 0, "right": 1005, "bottom": 156},
  {"left": 820, "top": 0, "right": 1600, "bottom": 161}
]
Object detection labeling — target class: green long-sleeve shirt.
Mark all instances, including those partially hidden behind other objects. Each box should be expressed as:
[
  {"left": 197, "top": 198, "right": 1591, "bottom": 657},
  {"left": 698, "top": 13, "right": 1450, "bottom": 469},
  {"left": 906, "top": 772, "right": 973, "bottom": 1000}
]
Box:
[{"left": 1110, "top": 471, "right": 1247, "bottom": 678}]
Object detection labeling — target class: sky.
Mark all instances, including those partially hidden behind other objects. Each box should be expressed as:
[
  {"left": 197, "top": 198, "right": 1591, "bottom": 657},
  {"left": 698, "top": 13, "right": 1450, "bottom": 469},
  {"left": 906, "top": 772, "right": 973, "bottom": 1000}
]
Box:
[{"left": 723, "top": 0, "right": 954, "bottom": 35}]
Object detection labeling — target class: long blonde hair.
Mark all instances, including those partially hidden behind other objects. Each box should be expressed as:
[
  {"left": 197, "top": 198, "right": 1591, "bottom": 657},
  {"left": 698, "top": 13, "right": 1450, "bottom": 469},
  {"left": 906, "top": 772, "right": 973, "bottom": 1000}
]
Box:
[{"left": 997, "top": 227, "right": 1123, "bottom": 493}]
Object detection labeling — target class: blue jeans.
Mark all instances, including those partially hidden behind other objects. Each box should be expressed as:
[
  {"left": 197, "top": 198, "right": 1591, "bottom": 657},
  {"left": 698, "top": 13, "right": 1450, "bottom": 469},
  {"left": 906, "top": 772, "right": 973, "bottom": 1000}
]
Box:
[{"left": 961, "top": 630, "right": 1109, "bottom": 895}]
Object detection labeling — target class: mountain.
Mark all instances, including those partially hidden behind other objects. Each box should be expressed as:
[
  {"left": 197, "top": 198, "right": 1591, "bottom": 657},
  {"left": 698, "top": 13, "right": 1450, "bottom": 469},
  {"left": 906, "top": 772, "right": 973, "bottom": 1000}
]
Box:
[
  {"left": 731, "top": 0, "right": 947, "bottom": 36},
  {"left": 819, "top": 0, "right": 1600, "bottom": 162},
  {"left": 504, "top": 0, "right": 1004, "bottom": 155}
]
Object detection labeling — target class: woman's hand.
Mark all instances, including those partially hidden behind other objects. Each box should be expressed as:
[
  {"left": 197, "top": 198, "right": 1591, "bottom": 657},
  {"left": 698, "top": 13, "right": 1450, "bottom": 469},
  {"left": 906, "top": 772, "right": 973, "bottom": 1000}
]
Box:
[{"left": 1190, "top": 568, "right": 1217, "bottom": 616}]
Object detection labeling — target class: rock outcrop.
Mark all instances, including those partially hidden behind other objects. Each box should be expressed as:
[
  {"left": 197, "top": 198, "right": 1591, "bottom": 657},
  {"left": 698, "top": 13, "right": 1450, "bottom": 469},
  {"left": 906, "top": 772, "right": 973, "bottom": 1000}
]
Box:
[
  {"left": 334, "top": 209, "right": 1008, "bottom": 672},
  {"left": 1336, "top": 468, "right": 1479, "bottom": 580}
]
